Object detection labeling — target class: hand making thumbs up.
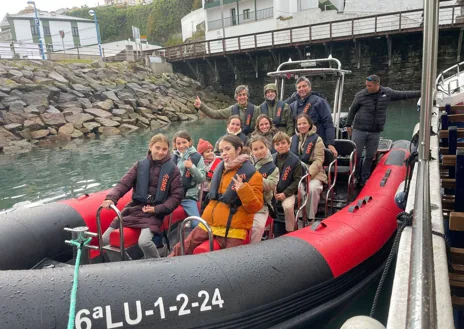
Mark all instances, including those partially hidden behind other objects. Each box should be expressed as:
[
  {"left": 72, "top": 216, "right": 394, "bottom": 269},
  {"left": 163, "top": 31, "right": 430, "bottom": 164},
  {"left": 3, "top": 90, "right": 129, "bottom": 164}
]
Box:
[{"left": 194, "top": 96, "right": 202, "bottom": 109}]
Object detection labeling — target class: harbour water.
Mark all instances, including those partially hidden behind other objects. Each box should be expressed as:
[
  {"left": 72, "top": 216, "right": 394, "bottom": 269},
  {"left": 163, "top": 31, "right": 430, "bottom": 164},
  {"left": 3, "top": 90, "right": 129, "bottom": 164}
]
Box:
[{"left": 0, "top": 99, "right": 419, "bottom": 211}]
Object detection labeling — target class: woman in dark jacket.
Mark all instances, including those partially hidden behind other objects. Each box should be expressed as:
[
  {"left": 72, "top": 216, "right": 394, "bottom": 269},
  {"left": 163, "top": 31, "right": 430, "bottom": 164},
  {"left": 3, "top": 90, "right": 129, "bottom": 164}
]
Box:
[{"left": 100, "top": 133, "right": 183, "bottom": 259}]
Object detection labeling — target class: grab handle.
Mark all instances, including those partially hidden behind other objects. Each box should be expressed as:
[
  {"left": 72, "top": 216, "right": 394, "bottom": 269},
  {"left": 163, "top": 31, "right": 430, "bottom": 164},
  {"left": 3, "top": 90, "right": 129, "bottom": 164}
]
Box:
[
  {"left": 96, "top": 204, "right": 125, "bottom": 261},
  {"left": 180, "top": 216, "right": 213, "bottom": 255}
]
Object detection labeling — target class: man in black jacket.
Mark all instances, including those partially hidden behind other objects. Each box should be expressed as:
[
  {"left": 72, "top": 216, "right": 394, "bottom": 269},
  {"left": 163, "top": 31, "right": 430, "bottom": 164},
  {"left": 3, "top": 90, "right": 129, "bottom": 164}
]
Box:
[{"left": 346, "top": 75, "right": 420, "bottom": 185}]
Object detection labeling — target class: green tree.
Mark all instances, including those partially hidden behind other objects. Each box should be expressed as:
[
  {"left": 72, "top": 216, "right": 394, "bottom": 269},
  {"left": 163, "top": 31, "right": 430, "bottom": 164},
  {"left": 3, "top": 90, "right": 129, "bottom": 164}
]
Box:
[{"left": 146, "top": 0, "right": 193, "bottom": 44}]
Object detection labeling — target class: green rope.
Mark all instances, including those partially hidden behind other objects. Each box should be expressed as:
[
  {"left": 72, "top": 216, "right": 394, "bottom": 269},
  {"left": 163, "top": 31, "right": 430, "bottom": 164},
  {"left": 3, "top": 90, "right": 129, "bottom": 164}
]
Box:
[{"left": 67, "top": 237, "right": 92, "bottom": 329}]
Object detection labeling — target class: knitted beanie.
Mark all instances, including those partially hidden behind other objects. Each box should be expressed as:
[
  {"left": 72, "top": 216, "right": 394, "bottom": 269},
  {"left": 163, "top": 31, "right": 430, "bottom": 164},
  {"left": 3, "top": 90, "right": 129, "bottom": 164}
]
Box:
[{"left": 197, "top": 138, "right": 213, "bottom": 155}]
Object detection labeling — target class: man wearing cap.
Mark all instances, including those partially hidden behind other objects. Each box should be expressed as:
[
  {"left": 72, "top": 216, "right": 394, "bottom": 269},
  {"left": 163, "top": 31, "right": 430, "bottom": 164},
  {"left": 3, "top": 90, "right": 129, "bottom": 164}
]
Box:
[
  {"left": 259, "top": 83, "right": 295, "bottom": 136},
  {"left": 289, "top": 76, "right": 338, "bottom": 156},
  {"left": 346, "top": 75, "right": 420, "bottom": 186},
  {"left": 193, "top": 85, "right": 259, "bottom": 135}
]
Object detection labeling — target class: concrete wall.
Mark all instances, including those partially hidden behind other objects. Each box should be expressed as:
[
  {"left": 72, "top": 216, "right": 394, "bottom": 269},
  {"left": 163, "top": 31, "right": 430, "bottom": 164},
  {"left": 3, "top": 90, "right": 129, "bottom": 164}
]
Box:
[
  {"left": 172, "top": 30, "right": 464, "bottom": 108},
  {"left": 181, "top": 8, "right": 206, "bottom": 41},
  {"left": 76, "top": 22, "right": 98, "bottom": 46},
  {"left": 150, "top": 62, "right": 173, "bottom": 74}
]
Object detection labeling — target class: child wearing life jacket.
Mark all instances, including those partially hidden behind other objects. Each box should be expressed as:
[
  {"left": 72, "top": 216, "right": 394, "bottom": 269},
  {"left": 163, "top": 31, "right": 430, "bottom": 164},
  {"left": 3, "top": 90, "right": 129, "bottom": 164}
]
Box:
[
  {"left": 290, "top": 114, "right": 327, "bottom": 222},
  {"left": 197, "top": 138, "right": 221, "bottom": 196},
  {"left": 273, "top": 131, "right": 303, "bottom": 233},
  {"left": 172, "top": 131, "right": 207, "bottom": 227},
  {"left": 169, "top": 135, "right": 263, "bottom": 256},
  {"left": 100, "top": 134, "right": 183, "bottom": 259},
  {"left": 249, "top": 135, "right": 279, "bottom": 243}
]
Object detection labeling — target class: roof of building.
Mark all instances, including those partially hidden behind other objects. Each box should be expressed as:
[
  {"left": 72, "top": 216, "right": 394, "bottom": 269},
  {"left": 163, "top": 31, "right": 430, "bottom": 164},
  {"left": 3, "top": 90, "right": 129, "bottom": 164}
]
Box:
[
  {"left": 54, "top": 40, "right": 161, "bottom": 57},
  {"left": 0, "top": 12, "right": 93, "bottom": 28}
]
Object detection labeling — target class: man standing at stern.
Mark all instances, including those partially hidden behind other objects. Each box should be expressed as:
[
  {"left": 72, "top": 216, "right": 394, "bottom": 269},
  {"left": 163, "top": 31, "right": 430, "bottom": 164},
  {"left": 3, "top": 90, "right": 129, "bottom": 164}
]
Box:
[{"left": 346, "top": 75, "right": 420, "bottom": 186}]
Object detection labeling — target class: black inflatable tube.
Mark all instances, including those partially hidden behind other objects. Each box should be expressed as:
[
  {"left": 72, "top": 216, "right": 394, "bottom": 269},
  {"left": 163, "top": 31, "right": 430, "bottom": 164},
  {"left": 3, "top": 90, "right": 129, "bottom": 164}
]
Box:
[
  {"left": 267, "top": 261, "right": 385, "bottom": 329},
  {"left": 0, "top": 203, "right": 84, "bottom": 270},
  {"left": 0, "top": 234, "right": 391, "bottom": 329}
]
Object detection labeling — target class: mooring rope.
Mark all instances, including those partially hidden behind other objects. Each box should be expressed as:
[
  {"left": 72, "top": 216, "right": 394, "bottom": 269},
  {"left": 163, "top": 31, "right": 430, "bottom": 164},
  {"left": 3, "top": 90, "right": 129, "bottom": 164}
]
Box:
[{"left": 67, "top": 237, "right": 92, "bottom": 329}]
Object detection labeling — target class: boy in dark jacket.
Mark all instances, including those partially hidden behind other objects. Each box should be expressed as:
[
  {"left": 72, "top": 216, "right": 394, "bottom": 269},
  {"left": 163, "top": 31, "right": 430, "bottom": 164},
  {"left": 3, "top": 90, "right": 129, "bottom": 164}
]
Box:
[{"left": 273, "top": 132, "right": 303, "bottom": 232}]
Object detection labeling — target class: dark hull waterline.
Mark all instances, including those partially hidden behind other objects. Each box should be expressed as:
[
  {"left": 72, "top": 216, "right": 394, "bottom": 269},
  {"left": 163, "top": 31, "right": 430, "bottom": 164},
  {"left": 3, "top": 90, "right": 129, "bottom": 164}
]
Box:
[{"left": 0, "top": 146, "right": 409, "bottom": 329}]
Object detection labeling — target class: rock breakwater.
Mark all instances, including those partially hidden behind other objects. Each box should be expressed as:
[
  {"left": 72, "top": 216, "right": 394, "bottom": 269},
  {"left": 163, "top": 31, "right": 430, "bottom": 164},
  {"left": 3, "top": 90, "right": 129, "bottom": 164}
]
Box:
[{"left": 0, "top": 60, "right": 233, "bottom": 155}]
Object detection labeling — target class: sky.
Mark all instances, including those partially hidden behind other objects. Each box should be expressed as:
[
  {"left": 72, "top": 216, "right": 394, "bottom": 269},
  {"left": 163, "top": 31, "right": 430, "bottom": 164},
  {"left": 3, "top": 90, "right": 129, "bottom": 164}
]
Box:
[{"left": 0, "top": 0, "right": 99, "bottom": 22}]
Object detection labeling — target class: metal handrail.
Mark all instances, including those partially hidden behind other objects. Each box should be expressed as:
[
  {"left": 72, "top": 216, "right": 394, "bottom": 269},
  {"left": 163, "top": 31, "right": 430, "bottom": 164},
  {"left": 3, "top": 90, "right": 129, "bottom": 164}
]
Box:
[
  {"left": 325, "top": 157, "right": 338, "bottom": 217},
  {"left": 407, "top": 0, "right": 438, "bottom": 327},
  {"left": 96, "top": 204, "right": 125, "bottom": 261},
  {"left": 296, "top": 172, "right": 311, "bottom": 227},
  {"left": 179, "top": 216, "right": 214, "bottom": 255}
]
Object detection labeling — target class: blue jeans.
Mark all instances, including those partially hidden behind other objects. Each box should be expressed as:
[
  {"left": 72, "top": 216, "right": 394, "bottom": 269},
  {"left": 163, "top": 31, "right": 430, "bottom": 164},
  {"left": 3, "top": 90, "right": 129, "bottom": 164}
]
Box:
[
  {"left": 182, "top": 198, "right": 200, "bottom": 228},
  {"left": 351, "top": 129, "right": 380, "bottom": 183}
]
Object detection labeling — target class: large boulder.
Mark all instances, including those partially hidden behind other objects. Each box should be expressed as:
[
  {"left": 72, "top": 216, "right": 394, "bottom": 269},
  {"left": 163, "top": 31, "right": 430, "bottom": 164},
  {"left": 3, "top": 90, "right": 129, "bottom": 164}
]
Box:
[
  {"left": 94, "top": 117, "right": 120, "bottom": 127},
  {"left": 100, "top": 126, "right": 120, "bottom": 136},
  {"left": 84, "top": 108, "right": 113, "bottom": 119},
  {"left": 2, "top": 140, "right": 33, "bottom": 154},
  {"left": 119, "top": 123, "right": 139, "bottom": 134},
  {"left": 83, "top": 121, "right": 101, "bottom": 131},
  {"left": 30, "top": 129, "right": 50, "bottom": 139},
  {"left": 102, "top": 91, "right": 120, "bottom": 102},
  {"left": 78, "top": 98, "right": 92, "bottom": 109},
  {"left": 23, "top": 116, "right": 46, "bottom": 131},
  {"left": 20, "top": 90, "right": 52, "bottom": 111},
  {"left": 3, "top": 123, "right": 23, "bottom": 132},
  {"left": 65, "top": 113, "right": 94, "bottom": 128},
  {"left": 94, "top": 99, "right": 114, "bottom": 111},
  {"left": 62, "top": 107, "right": 83, "bottom": 116},
  {"left": 41, "top": 112, "right": 66, "bottom": 127},
  {"left": 112, "top": 109, "right": 127, "bottom": 117},
  {"left": 3, "top": 112, "right": 25, "bottom": 124},
  {"left": 58, "top": 93, "right": 78, "bottom": 103},
  {"left": 48, "top": 71, "right": 69, "bottom": 84},
  {"left": 91, "top": 60, "right": 105, "bottom": 69},
  {"left": 8, "top": 101, "right": 25, "bottom": 113},
  {"left": 150, "top": 120, "right": 162, "bottom": 131},
  {"left": 58, "top": 123, "right": 74, "bottom": 135}
]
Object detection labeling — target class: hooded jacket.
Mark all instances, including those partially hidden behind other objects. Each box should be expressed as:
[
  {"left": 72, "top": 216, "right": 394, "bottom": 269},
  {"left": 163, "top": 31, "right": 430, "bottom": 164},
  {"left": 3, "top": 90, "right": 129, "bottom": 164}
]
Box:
[
  {"left": 172, "top": 146, "right": 206, "bottom": 200},
  {"left": 105, "top": 154, "right": 183, "bottom": 233},
  {"left": 253, "top": 152, "right": 279, "bottom": 213}
]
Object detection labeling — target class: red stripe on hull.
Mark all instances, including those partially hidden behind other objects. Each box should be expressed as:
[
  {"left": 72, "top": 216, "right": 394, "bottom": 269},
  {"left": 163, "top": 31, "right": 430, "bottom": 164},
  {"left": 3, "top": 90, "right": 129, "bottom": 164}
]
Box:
[{"left": 290, "top": 148, "right": 408, "bottom": 278}]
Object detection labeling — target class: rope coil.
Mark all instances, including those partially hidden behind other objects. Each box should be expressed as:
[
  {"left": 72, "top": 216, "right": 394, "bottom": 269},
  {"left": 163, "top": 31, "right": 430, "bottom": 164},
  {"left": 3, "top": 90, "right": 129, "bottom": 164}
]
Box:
[{"left": 67, "top": 237, "right": 92, "bottom": 329}]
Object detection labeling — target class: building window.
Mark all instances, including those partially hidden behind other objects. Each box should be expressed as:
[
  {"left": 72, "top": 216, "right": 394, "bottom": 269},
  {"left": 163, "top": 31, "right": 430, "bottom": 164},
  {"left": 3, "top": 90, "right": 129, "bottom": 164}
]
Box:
[
  {"left": 31, "top": 25, "right": 38, "bottom": 35},
  {"left": 72, "top": 27, "right": 79, "bottom": 37},
  {"left": 243, "top": 9, "right": 250, "bottom": 20},
  {"left": 43, "top": 26, "right": 51, "bottom": 36},
  {"left": 46, "top": 44, "right": 53, "bottom": 52}
]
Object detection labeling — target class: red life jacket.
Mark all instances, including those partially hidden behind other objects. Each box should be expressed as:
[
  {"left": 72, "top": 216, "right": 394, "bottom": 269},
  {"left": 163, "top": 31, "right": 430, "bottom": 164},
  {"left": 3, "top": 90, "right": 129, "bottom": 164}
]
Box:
[{"left": 207, "top": 157, "right": 222, "bottom": 180}]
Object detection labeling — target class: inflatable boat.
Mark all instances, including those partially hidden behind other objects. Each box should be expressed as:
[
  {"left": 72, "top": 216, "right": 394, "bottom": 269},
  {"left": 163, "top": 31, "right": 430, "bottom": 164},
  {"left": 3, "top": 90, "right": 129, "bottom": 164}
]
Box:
[{"left": 0, "top": 141, "right": 409, "bottom": 329}]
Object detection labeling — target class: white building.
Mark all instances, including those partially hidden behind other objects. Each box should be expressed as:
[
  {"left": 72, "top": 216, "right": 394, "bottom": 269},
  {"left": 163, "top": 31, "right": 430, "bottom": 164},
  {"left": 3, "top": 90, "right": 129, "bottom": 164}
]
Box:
[
  {"left": 0, "top": 12, "right": 97, "bottom": 59},
  {"left": 180, "top": 0, "right": 456, "bottom": 45}
]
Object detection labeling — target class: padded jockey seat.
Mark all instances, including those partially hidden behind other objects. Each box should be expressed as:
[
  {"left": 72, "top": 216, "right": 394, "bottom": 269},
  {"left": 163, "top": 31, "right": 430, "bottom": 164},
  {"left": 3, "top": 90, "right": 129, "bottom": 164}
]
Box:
[
  {"left": 192, "top": 230, "right": 252, "bottom": 255},
  {"left": 332, "top": 139, "right": 356, "bottom": 200},
  {"left": 109, "top": 227, "right": 140, "bottom": 248},
  {"left": 333, "top": 139, "right": 357, "bottom": 175}
]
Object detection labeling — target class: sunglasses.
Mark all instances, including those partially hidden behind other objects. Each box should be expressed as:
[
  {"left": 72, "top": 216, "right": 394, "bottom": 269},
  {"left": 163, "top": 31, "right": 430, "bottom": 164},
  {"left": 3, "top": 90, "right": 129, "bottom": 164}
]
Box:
[{"left": 366, "top": 76, "right": 378, "bottom": 82}]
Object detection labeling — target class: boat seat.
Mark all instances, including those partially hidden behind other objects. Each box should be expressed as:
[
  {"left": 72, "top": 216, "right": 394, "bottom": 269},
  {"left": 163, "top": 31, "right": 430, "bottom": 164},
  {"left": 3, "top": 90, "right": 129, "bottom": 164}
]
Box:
[
  {"left": 192, "top": 230, "right": 251, "bottom": 255},
  {"left": 332, "top": 139, "right": 356, "bottom": 200},
  {"left": 109, "top": 227, "right": 141, "bottom": 248}
]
